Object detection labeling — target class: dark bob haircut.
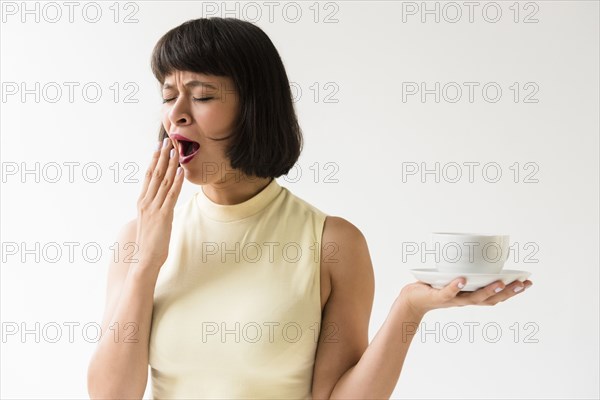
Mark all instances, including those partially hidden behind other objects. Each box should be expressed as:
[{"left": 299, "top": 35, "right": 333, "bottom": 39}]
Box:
[{"left": 150, "top": 17, "right": 303, "bottom": 179}]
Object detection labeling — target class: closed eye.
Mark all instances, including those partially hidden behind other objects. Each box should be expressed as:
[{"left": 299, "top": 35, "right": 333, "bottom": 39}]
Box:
[{"left": 162, "top": 97, "right": 214, "bottom": 104}]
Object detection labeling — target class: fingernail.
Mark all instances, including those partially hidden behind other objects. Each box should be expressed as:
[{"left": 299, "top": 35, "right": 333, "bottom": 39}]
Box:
[
  {"left": 177, "top": 166, "right": 182, "bottom": 175},
  {"left": 170, "top": 149, "right": 175, "bottom": 158},
  {"left": 163, "top": 137, "right": 169, "bottom": 148},
  {"left": 513, "top": 286, "right": 524, "bottom": 293},
  {"left": 457, "top": 281, "right": 465, "bottom": 289},
  {"left": 494, "top": 287, "right": 503, "bottom": 293}
]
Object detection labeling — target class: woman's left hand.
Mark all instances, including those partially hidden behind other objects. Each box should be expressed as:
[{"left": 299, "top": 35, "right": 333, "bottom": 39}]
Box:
[{"left": 399, "top": 278, "right": 534, "bottom": 317}]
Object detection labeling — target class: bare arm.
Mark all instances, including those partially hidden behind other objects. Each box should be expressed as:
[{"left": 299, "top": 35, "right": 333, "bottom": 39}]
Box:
[
  {"left": 310, "top": 216, "right": 422, "bottom": 399},
  {"left": 312, "top": 215, "right": 532, "bottom": 398},
  {"left": 311, "top": 217, "right": 375, "bottom": 399},
  {"left": 87, "top": 138, "right": 183, "bottom": 398},
  {"left": 87, "top": 219, "right": 159, "bottom": 399},
  {"left": 328, "top": 297, "right": 423, "bottom": 399}
]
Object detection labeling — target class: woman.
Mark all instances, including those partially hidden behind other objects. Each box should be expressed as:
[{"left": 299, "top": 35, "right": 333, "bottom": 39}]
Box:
[{"left": 87, "top": 17, "right": 533, "bottom": 399}]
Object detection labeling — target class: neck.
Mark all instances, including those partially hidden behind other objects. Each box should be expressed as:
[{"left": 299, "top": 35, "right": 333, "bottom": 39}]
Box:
[{"left": 202, "top": 175, "right": 274, "bottom": 205}]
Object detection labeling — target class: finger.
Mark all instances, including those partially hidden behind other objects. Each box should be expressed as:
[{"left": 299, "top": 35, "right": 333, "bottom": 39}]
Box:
[
  {"left": 145, "top": 137, "right": 173, "bottom": 204},
  {"left": 154, "top": 139, "right": 181, "bottom": 207},
  {"left": 138, "top": 141, "right": 161, "bottom": 204},
  {"left": 482, "top": 280, "right": 529, "bottom": 305},
  {"left": 438, "top": 277, "right": 467, "bottom": 302},
  {"left": 161, "top": 162, "right": 185, "bottom": 212},
  {"left": 455, "top": 279, "right": 506, "bottom": 306}
]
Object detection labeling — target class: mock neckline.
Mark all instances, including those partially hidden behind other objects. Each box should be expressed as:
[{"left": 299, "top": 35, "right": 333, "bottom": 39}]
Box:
[{"left": 195, "top": 178, "right": 282, "bottom": 222}]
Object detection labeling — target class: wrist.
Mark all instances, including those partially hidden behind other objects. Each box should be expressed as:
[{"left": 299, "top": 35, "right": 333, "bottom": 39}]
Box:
[
  {"left": 129, "top": 261, "right": 161, "bottom": 281},
  {"left": 393, "top": 293, "right": 426, "bottom": 322}
]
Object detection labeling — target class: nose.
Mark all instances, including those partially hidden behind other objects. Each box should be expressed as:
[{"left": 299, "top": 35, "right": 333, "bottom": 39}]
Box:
[
  {"left": 167, "top": 98, "right": 192, "bottom": 127},
  {"left": 172, "top": 114, "right": 190, "bottom": 125}
]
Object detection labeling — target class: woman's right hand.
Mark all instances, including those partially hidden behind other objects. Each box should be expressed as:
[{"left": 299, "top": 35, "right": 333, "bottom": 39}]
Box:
[{"left": 134, "top": 137, "right": 184, "bottom": 271}]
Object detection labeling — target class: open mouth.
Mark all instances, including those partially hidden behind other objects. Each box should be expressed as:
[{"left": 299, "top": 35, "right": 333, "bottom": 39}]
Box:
[
  {"left": 178, "top": 139, "right": 200, "bottom": 157},
  {"left": 169, "top": 134, "right": 201, "bottom": 164}
]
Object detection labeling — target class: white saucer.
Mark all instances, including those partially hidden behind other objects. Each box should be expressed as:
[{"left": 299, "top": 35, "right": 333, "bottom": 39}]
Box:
[{"left": 409, "top": 268, "right": 532, "bottom": 292}]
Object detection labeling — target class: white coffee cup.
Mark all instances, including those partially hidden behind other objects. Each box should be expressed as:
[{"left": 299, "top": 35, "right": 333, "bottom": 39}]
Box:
[{"left": 432, "top": 232, "right": 510, "bottom": 274}]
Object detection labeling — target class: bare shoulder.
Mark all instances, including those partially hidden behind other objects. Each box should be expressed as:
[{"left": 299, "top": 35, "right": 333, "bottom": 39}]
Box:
[
  {"left": 322, "top": 216, "right": 366, "bottom": 245},
  {"left": 321, "top": 216, "right": 373, "bottom": 289},
  {"left": 311, "top": 216, "right": 374, "bottom": 398}
]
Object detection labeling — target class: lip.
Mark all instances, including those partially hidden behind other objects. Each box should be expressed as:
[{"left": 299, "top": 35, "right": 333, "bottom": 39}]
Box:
[
  {"left": 169, "top": 133, "right": 200, "bottom": 165},
  {"left": 170, "top": 133, "right": 195, "bottom": 142}
]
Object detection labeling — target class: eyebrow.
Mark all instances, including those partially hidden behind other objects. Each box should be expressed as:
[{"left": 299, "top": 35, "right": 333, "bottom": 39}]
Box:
[{"left": 162, "top": 80, "right": 218, "bottom": 90}]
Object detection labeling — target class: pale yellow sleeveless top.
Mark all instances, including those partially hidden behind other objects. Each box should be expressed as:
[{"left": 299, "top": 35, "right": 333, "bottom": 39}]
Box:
[{"left": 149, "top": 178, "right": 328, "bottom": 399}]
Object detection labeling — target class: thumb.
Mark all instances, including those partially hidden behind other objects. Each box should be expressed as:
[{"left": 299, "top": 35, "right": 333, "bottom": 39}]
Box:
[{"left": 440, "top": 277, "right": 466, "bottom": 300}]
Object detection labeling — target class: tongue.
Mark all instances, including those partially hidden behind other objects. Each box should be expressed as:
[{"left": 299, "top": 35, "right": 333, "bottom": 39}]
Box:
[{"left": 185, "top": 142, "right": 200, "bottom": 156}]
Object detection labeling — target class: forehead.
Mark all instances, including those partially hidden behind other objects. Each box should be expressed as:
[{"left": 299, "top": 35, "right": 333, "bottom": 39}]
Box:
[{"left": 162, "top": 71, "right": 231, "bottom": 91}]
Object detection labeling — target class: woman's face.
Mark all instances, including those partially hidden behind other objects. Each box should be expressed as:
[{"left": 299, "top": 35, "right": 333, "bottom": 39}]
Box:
[{"left": 161, "top": 70, "right": 240, "bottom": 185}]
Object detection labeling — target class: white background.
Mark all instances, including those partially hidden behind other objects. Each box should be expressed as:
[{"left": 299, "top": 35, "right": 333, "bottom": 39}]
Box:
[{"left": 1, "top": 1, "right": 598, "bottom": 399}]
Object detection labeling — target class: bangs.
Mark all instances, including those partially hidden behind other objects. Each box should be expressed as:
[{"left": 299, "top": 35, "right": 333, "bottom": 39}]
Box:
[{"left": 150, "top": 19, "right": 233, "bottom": 84}]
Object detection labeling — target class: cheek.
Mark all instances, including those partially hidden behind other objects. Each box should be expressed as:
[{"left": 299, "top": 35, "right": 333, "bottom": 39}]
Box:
[{"left": 201, "top": 106, "right": 236, "bottom": 136}]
